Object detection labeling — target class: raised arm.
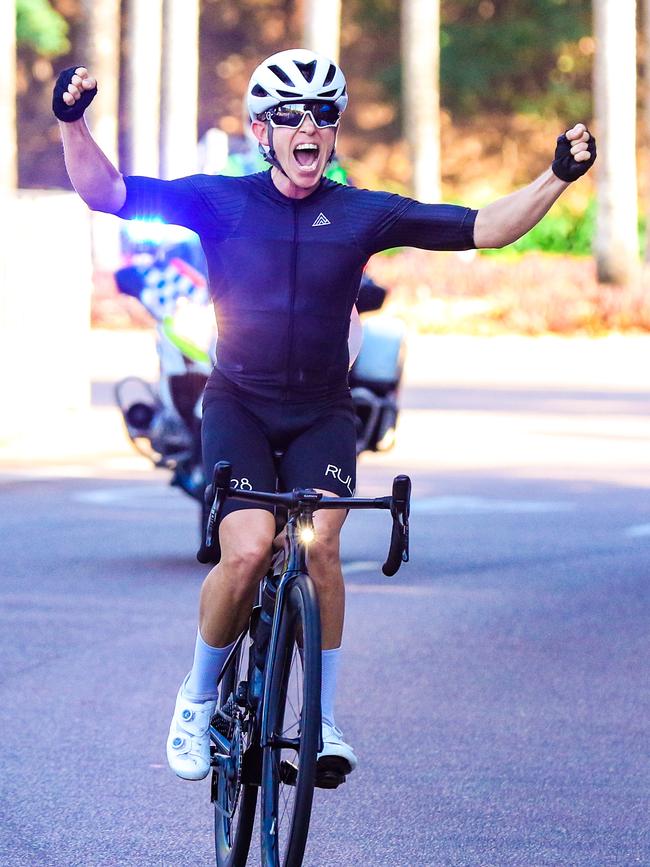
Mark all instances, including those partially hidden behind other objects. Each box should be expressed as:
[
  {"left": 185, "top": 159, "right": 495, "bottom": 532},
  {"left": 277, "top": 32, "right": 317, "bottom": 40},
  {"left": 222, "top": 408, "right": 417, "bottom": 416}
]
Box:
[
  {"left": 54, "top": 67, "right": 126, "bottom": 213},
  {"left": 473, "top": 123, "right": 596, "bottom": 249}
]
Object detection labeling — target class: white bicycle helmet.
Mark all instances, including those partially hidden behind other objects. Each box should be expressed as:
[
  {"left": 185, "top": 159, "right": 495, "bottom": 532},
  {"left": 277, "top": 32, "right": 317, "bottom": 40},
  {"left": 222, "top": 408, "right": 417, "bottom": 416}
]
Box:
[{"left": 246, "top": 48, "right": 348, "bottom": 121}]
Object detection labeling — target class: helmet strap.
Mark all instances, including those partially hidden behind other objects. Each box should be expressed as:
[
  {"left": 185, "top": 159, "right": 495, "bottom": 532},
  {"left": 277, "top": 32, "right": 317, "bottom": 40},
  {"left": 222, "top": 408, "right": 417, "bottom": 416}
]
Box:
[
  {"left": 327, "top": 131, "right": 340, "bottom": 165},
  {"left": 327, "top": 148, "right": 336, "bottom": 165},
  {"left": 261, "top": 124, "right": 291, "bottom": 179}
]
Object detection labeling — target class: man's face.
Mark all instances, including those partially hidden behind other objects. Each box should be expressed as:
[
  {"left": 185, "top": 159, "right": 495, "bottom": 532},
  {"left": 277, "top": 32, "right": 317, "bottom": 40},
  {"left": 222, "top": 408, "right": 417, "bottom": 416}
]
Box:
[{"left": 251, "top": 108, "right": 337, "bottom": 194}]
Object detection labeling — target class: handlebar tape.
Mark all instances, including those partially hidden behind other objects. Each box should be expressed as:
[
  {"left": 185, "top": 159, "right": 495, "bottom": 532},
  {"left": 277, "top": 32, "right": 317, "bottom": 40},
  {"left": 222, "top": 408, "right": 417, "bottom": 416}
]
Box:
[
  {"left": 382, "top": 520, "right": 405, "bottom": 577},
  {"left": 196, "top": 538, "right": 220, "bottom": 565},
  {"left": 196, "top": 462, "right": 232, "bottom": 564}
]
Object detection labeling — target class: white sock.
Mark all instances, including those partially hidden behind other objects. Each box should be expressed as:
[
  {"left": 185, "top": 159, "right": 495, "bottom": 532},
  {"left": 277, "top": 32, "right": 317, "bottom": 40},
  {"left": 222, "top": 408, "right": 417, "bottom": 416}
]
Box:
[
  {"left": 321, "top": 647, "right": 341, "bottom": 728},
  {"left": 184, "top": 630, "right": 236, "bottom": 703}
]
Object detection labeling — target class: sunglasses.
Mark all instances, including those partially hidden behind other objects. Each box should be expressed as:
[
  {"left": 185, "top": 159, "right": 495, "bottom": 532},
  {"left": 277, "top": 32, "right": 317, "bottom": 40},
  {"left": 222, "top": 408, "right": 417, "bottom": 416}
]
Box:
[{"left": 262, "top": 102, "right": 341, "bottom": 129}]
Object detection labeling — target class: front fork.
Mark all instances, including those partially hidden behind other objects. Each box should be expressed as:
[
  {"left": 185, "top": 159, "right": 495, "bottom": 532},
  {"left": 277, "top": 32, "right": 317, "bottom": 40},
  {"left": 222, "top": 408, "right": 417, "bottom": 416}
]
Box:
[{"left": 260, "top": 512, "right": 312, "bottom": 748}]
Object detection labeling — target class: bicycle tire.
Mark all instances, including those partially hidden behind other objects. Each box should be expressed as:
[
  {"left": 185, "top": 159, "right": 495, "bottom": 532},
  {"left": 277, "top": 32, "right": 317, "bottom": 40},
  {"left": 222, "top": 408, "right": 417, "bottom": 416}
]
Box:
[
  {"left": 213, "top": 635, "right": 258, "bottom": 867},
  {"left": 260, "top": 573, "right": 322, "bottom": 867}
]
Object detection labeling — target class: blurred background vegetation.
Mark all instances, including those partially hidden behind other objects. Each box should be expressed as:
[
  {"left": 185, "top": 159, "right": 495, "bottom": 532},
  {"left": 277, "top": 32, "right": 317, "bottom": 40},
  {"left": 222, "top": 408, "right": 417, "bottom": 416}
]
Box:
[
  {"left": 11, "top": 0, "right": 650, "bottom": 334},
  {"left": 17, "top": 0, "right": 595, "bottom": 197}
]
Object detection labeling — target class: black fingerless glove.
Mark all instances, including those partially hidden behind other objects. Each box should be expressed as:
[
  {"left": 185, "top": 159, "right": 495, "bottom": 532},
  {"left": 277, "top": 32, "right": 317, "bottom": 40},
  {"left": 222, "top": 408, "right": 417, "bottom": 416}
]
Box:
[
  {"left": 551, "top": 130, "right": 597, "bottom": 182},
  {"left": 52, "top": 66, "right": 97, "bottom": 122}
]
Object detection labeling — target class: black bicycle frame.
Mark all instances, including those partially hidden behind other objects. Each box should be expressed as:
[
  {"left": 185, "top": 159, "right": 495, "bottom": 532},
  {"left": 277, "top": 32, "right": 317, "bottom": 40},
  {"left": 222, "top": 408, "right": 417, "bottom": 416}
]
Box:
[{"left": 206, "top": 460, "right": 411, "bottom": 763}]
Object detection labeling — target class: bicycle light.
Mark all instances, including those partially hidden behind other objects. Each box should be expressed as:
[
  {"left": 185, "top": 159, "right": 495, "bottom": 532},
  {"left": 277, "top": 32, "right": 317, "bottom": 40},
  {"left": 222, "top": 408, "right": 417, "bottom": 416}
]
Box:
[{"left": 299, "top": 525, "right": 315, "bottom": 544}]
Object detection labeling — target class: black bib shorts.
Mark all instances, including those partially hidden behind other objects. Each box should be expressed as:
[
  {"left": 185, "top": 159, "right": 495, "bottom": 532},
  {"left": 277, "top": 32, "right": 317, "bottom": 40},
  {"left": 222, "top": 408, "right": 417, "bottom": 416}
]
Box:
[{"left": 202, "top": 371, "right": 357, "bottom": 520}]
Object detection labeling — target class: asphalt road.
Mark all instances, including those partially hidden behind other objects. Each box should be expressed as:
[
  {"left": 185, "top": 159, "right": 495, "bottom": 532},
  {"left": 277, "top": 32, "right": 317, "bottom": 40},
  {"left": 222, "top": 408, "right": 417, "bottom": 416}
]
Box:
[{"left": 1, "top": 365, "right": 649, "bottom": 866}]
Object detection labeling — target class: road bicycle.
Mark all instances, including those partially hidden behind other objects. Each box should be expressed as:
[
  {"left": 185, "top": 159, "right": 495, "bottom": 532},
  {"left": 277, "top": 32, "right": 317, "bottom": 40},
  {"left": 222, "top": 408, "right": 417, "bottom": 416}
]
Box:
[{"left": 196, "top": 461, "right": 411, "bottom": 867}]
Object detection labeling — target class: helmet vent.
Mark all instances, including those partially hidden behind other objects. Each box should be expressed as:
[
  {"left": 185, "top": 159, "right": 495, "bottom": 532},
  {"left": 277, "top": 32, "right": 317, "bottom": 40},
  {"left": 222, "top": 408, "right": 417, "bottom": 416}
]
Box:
[
  {"left": 276, "top": 88, "right": 300, "bottom": 98},
  {"left": 318, "top": 89, "right": 337, "bottom": 98},
  {"left": 251, "top": 84, "right": 269, "bottom": 98},
  {"left": 295, "top": 60, "right": 317, "bottom": 83},
  {"left": 268, "top": 64, "right": 295, "bottom": 87},
  {"left": 323, "top": 63, "right": 337, "bottom": 87}
]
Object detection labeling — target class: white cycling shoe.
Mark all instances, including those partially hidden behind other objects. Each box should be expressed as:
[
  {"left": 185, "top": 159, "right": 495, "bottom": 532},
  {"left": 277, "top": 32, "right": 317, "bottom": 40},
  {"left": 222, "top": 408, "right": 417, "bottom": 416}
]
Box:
[
  {"left": 166, "top": 676, "right": 217, "bottom": 781},
  {"left": 316, "top": 722, "right": 358, "bottom": 782}
]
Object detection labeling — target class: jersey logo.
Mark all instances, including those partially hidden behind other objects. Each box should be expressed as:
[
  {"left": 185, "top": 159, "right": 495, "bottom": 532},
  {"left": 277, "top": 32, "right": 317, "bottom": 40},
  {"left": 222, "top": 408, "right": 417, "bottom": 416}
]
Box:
[{"left": 312, "top": 212, "right": 331, "bottom": 227}]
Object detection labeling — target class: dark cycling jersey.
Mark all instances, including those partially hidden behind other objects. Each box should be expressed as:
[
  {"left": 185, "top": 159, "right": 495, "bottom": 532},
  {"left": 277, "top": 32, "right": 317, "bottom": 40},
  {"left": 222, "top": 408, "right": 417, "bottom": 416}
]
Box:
[{"left": 115, "top": 170, "right": 477, "bottom": 401}]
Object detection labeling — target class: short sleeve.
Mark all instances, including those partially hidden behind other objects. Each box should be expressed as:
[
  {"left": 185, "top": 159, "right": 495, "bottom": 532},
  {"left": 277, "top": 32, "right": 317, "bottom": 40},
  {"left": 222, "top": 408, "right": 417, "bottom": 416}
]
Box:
[
  {"left": 113, "top": 175, "right": 205, "bottom": 232},
  {"left": 372, "top": 199, "right": 477, "bottom": 253}
]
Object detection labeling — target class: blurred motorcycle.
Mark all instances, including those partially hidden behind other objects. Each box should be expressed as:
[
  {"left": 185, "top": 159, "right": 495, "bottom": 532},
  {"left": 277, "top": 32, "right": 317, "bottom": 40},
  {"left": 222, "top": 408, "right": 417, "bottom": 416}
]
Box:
[
  {"left": 114, "top": 221, "right": 213, "bottom": 503},
  {"left": 350, "top": 275, "right": 406, "bottom": 453}
]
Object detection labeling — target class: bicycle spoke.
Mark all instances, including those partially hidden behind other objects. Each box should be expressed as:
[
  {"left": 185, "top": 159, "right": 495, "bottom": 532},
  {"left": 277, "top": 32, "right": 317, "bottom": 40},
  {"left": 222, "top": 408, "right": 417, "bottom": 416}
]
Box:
[
  {"left": 279, "top": 783, "right": 292, "bottom": 830},
  {"left": 213, "top": 633, "right": 257, "bottom": 867},
  {"left": 285, "top": 696, "right": 299, "bottom": 726}
]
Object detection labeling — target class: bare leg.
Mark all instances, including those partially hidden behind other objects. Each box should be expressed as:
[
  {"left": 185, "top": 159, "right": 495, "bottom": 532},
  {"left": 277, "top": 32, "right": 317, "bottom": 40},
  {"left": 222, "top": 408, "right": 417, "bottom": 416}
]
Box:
[
  {"left": 198, "top": 508, "right": 276, "bottom": 646},
  {"left": 307, "top": 492, "right": 358, "bottom": 767},
  {"left": 307, "top": 490, "right": 348, "bottom": 649}
]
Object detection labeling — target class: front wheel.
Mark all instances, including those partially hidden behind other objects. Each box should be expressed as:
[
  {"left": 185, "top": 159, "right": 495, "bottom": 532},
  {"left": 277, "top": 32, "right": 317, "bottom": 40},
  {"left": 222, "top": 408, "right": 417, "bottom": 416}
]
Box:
[
  {"left": 213, "top": 633, "right": 258, "bottom": 867},
  {"left": 260, "top": 573, "right": 322, "bottom": 867}
]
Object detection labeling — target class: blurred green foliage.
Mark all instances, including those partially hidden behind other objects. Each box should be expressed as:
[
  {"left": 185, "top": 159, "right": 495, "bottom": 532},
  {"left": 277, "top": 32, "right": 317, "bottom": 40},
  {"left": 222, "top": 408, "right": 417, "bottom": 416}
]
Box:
[
  {"left": 481, "top": 201, "right": 646, "bottom": 258},
  {"left": 441, "top": 0, "right": 592, "bottom": 117},
  {"left": 482, "top": 199, "right": 596, "bottom": 257},
  {"left": 16, "top": 0, "right": 69, "bottom": 56},
  {"left": 353, "top": 0, "right": 592, "bottom": 120}
]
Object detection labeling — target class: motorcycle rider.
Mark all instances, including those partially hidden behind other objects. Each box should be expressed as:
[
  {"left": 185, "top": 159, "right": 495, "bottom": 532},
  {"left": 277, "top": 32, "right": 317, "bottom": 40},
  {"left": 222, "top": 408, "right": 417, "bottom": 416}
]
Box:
[{"left": 54, "top": 49, "right": 595, "bottom": 782}]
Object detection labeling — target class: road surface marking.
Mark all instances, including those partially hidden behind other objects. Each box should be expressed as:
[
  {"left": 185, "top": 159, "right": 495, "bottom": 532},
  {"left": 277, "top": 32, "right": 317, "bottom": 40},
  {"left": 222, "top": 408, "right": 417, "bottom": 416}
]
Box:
[
  {"left": 347, "top": 582, "right": 443, "bottom": 596},
  {"left": 74, "top": 484, "right": 190, "bottom": 510},
  {"left": 624, "top": 523, "right": 650, "bottom": 537},
  {"left": 342, "top": 561, "right": 381, "bottom": 576},
  {"left": 0, "top": 465, "right": 96, "bottom": 480},
  {"left": 411, "top": 496, "right": 575, "bottom": 515},
  {"left": 0, "top": 458, "right": 150, "bottom": 483}
]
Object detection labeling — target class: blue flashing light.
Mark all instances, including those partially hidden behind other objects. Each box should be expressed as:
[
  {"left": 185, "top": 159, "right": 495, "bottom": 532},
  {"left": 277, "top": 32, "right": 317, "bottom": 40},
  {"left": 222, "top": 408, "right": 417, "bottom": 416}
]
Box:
[{"left": 125, "top": 218, "right": 197, "bottom": 246}]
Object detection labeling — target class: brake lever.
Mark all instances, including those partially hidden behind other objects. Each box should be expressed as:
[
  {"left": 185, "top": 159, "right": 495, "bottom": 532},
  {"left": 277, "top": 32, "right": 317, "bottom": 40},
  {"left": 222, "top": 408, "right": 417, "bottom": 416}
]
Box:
[
  {"left": 382, "top": 474, "right": 412, "bottom": 576},
  {"left": 205, "top": 461, "right": 233, "bottom": 548}
]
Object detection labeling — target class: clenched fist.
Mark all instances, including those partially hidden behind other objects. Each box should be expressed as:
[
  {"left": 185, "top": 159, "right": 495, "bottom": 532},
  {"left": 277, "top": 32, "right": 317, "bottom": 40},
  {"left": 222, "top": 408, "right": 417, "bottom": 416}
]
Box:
[
  {"left": 551, "top": 123, "right": 597, "bottom": 182},
  {"left": 52, "top": 66, "right": 97, "bottom": 123}
]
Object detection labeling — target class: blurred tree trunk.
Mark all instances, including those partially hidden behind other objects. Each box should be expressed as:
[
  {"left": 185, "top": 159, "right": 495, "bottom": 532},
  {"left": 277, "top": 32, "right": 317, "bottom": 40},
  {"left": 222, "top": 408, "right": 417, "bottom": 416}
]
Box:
[
  {"left": 303, "top": 0, "right": 341, "bottom": 62},
  {"left": 0, "top": 0, "right": 17, "bottom": 192},
  {"left": 401, "top": 0, "right": 440, "bottom": 202},
  {"left": 81, "top": 0, "right": 120, "bottom": 164},
  {"left": 593, "top": 0, "right": 639, "bottom": 284},
  {"left": 160, "top": 0, "right": 199, "bottom": 179},
  {"left": 645, "top": 0, "right": 650, "bottom": 262},
  {"left": 80, "top": 0, "right": 122, "bottom": 270},
  {"left": 125, "top": 0, "right": 163, "bottom": 176}
]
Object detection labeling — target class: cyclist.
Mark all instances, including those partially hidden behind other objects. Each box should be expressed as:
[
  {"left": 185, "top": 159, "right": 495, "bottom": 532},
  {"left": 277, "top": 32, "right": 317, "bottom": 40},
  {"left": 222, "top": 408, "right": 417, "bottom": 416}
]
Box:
[{"left": 53, "top": 49, "right": 595, "bottom": 783}]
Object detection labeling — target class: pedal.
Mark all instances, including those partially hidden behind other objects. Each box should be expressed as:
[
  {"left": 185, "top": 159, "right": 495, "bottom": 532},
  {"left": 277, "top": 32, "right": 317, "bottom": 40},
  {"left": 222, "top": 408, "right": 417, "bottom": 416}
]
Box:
[
  {"left": 315, "top": 756, "right": 349, "bottom": 789},
  {"left": 277, "top": 757, "right": 348, "bottom": 789},
  {"left": 212, "top": 700, "right": 235, "bottom": 737},
  {"left": 315, "top": 769, "right": 346, "bottom": 789},
  {"left": 279, "top": 760, "right": 298, "bottom": 786}
]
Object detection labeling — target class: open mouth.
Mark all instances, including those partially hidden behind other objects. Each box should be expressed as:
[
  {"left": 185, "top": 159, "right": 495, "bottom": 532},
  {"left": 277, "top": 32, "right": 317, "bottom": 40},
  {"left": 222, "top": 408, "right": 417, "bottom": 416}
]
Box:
[{"left": 293, "top": 143, "right": 320, "bottom": 171}]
